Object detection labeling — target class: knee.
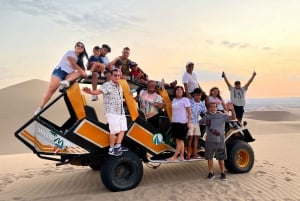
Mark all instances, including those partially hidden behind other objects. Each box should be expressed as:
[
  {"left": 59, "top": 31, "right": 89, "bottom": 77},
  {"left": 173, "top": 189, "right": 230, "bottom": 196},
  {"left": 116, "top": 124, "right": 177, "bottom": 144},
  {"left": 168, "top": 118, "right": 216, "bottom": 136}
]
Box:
[{"left": 92, "top": 72, "right": 99, "bottom": 78}]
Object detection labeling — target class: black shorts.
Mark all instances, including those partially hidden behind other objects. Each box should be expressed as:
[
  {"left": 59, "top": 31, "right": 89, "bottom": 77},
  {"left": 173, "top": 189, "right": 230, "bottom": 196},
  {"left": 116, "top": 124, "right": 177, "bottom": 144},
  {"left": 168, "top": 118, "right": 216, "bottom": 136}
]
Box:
[
  {"left": 147, "top": 114, "right": 160, "bottom": 129},
  {"left": 171, "top": 122, "right": 188, "bottom": 140},
  {"left": 233, "top": 105, "right": 244, "bottom": 119}
]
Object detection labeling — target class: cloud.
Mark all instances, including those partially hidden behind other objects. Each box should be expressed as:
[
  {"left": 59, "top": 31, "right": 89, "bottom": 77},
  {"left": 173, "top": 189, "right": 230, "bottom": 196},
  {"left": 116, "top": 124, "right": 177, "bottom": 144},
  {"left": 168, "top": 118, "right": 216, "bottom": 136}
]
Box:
[
  {"left": 220, "top": 40, "right": 250, "bottom": 49},
  {"left": 262, "top": 46, "right": 272, "bottom": 51},
  {"left": 6, "top": 0, "right": 143, "bottom": 34}
]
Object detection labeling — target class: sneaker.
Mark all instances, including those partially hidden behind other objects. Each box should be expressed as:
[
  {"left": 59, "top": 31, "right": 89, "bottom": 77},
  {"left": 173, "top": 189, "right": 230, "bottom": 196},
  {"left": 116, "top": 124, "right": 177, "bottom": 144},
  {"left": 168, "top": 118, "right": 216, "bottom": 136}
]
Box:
[
  {"left": 60, "top": 80, "right": 70, "bottom": 88},
  {"left": 118, "top": 146, "right": 129, "bottom": 152},
  {"left": 108, "top": 148, "right": 122, "bottom": 156},
  {"left": 207, "top": 172, "right": 215, "bottom": 180},
  {"left": 92, "top": 95, "right": 98, "bottom": 101},
  {"left": 220, "top": 173, "right": 227, "bottom": 181},
  {"left": 34, "top": 107, "right": 43, "bottom": 115}
]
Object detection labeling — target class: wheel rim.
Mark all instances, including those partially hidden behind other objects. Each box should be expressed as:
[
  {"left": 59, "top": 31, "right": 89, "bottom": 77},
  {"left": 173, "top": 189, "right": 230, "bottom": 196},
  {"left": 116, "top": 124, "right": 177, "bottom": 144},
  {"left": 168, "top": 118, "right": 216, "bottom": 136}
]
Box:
[
  {"left": 114, "top": 163, "right": 132, "bottom": 181},
  {"left": 236, "top": 149, "right": 250, "bottom": 168}
]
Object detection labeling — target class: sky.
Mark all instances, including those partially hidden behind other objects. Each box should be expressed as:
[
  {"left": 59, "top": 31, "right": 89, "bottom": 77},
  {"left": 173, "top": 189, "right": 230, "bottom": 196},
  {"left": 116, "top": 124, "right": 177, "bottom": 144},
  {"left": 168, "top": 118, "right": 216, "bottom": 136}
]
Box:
[{"left": 0, "top": 0, "right": 299, "bottom": 99}]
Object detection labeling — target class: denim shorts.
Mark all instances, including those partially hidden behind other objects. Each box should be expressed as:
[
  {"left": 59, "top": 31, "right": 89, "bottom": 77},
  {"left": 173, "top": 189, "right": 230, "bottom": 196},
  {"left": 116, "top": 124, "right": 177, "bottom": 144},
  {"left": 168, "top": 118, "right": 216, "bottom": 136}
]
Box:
[{"left": 52, "top": 67, "right": 68, "bottom": 80}]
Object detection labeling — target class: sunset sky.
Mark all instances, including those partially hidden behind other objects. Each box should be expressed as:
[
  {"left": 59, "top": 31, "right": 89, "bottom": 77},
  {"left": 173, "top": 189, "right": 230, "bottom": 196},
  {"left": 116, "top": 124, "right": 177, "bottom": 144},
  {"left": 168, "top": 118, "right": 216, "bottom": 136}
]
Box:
[{"left": 0, "top": 0, "right": 299, "bottom": 99}]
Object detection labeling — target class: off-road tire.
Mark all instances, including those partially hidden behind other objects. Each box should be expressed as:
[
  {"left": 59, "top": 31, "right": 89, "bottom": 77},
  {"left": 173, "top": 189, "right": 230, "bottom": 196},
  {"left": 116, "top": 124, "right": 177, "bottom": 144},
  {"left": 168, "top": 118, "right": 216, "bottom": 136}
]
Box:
[
  {"left": 88, "top": 160, "right": 102, "bottom": 170},
  {"left": 100, "top": 151, "right": 143, "bottom": 192},
  {"left": 225, "top": 140, "right": 254, "bottom": 173}
]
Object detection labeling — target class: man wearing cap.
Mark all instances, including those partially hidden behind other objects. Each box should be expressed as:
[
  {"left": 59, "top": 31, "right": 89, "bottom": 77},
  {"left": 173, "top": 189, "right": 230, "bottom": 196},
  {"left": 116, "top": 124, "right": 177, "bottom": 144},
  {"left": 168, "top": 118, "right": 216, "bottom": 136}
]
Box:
[
  {"left": 90, "top": 44, "right": 111, "bottom": 101},
  {"left": 222, "top": 71, "right": 256, "bottom": 122},
  {"left": 182, "top": 62, "right": 202, "bottom": 98}
]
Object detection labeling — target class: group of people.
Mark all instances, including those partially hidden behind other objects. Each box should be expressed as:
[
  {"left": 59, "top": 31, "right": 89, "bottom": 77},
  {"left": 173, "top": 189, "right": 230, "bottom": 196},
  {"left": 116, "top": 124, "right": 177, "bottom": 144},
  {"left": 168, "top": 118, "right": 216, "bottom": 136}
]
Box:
[
  {"left": 35, "top": 42, "right": 256, "bottom": 181},
  {"left": 167, "top": 61, "right": 256, "bottom": 180}
]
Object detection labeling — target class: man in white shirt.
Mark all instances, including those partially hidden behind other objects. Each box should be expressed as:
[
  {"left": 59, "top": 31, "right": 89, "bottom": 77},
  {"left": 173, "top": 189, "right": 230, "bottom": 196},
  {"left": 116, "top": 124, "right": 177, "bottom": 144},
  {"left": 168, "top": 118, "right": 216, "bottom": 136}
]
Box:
[{"left": 182, "top": 62, "right": 202, "bottom": 98}]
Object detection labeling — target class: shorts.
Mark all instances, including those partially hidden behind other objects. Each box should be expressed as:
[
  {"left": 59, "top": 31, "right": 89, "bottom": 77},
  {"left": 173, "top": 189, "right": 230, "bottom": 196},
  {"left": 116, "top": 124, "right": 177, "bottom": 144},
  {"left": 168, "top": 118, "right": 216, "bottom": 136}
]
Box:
[
  {"left": 187, "top": 123, "right": 200, "bottom": 136},
  {"left": 204, "top": 141, "right": 227, "bottom": 160},
  {"left": 52, "top": 67, "right": 68, "bottom": 80},
  {"left": 106, "top": 113, "right": 128, "bottom": 134},
  {"left": 171, "top": 122, "right": 188, "bottom": 140},
  {"left": 233, "top": 105, "right": 245, "bottom": 119}
]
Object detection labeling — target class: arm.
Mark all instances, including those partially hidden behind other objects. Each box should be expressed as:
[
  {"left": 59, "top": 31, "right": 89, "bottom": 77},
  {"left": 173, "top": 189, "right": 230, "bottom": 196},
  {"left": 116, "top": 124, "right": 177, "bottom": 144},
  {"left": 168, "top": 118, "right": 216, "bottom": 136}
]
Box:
[
  {"left": 244, "top": 71, "right": 256, "bottom": 89},
  {"left": 183, "top": 83, "right": 191, "bottom": 98},
  {"left": 226, "top": 102, "right": 236, "bottom": 120},
  {"left": 186, "top": 106, "right": 192, "bottom": 128},
  {"left": 108, "top": 57, "right": 119, "bottom": 71},
  {"left": 221, "top": 100, "right": 227, "bottom": 112},
  {"left": 67, "top": 56, "right": 86, "bottom": 76},
  {"left": 154, "top": 100, "right": 165, "bottom": 110},
  {"left": 82, "top": 87, "right": 103, "bottom": 96},
  {"left": 222, "top": 71, "right": 232, "bottom": 88}
]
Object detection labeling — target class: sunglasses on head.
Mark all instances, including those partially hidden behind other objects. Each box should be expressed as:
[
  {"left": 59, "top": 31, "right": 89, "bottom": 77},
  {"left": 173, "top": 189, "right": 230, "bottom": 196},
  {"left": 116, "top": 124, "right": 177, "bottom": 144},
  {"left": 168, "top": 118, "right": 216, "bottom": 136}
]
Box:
[{"left": 76, "top": 44, "right": 84, "bottom": 48}]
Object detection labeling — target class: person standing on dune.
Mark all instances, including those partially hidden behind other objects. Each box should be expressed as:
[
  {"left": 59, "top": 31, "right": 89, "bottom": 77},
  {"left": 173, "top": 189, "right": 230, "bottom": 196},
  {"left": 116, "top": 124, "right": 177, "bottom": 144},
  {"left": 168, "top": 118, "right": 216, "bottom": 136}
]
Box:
[{"left": 222, "top": 71, "right": 256, "bottom": 123}]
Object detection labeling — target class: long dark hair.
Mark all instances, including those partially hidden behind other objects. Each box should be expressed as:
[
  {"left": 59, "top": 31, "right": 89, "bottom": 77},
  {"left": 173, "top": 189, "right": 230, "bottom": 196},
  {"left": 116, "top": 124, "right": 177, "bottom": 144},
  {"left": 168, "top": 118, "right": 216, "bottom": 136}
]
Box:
[
  {"left": 75, "top": 42, "right": 89, "bottom": 70},
  {"left": 209, "top": 87, "right": 223, "bottom": 101}
]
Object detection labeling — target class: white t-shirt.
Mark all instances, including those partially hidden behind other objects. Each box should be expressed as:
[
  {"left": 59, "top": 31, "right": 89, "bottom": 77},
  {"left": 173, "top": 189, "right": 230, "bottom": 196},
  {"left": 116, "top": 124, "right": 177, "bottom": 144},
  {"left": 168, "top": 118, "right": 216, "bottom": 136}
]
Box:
[
  {"left": 182, "top": 72, "right": 199, "bottom": 93},
  {"left": 229, "top": 86, "right": 247, "bottom": 106},
  {"left": 56, "top": 50, "right": 78, "bottom": 73},
  {"left": 101, "top": 56, "right": 110, "bottom": 66},
  {"left": 171, "top": 97, "right": 191, "bottom": 123}
]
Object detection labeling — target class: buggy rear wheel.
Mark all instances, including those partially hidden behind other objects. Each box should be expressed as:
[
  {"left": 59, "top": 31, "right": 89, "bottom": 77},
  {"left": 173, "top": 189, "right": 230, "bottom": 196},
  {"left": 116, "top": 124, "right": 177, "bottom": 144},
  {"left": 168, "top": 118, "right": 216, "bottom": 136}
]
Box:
[
  {"left": 100, "top": 151, "right": 143, "bottom": 191},
  {"left": 225, "top": 140, "right": 254, "bottom": 173}
]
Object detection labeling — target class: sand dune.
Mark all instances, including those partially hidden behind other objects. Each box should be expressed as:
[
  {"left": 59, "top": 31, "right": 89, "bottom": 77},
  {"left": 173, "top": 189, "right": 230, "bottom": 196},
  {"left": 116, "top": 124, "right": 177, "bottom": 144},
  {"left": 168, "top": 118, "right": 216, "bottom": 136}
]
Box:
[
  {"left": 1, "top": 80, "right": 300, "bottom": 201},
  {"left": 245, "top": 110, "right": 300, "bottom": 121}
]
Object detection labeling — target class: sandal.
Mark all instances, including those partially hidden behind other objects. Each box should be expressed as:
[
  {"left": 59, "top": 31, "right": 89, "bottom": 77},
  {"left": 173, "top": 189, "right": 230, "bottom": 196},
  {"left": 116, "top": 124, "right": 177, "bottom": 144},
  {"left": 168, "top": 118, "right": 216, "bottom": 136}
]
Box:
[
  {"left": 186, "top": 153, "right": 191, "bottom": 160},
  {"left": 192, "top": 154, "right": 202, "bottom": 159},
  {"left": 166, "top": 157, "right": 177, "bottom": 162},
  {"left": 178, "top": 157, "right": 185, "bottom": 161}
]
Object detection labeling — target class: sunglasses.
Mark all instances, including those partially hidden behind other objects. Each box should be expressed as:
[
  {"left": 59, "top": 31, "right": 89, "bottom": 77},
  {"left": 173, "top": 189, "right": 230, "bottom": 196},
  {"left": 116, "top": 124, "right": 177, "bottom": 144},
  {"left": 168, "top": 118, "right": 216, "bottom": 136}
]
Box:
[
  {"left": 113, "top": 74, "right": 121, "bottom": 77},
  {"left": 76, "top": 44, "right": 84, "bottom": 49}
]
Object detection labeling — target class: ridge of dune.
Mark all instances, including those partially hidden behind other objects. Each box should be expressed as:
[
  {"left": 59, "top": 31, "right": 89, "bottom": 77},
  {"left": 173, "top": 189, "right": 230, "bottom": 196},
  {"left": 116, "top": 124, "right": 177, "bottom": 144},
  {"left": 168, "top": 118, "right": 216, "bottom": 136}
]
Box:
[{"left": 245, "top": 110, "right": 300, "bottom": 121}]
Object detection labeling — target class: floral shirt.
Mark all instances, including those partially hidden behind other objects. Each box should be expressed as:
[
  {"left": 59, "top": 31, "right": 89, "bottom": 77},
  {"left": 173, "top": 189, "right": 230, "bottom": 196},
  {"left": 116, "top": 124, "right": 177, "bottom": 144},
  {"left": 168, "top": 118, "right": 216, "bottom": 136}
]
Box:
[
  {"left": 139, "top": 90, "right": 163, "bottom": 119},
  {"left": 101, "top": 81, "right": 124, "bottom": 115},
  {"left": 190, "top": 99, "right": 207, "bottom": 124}
]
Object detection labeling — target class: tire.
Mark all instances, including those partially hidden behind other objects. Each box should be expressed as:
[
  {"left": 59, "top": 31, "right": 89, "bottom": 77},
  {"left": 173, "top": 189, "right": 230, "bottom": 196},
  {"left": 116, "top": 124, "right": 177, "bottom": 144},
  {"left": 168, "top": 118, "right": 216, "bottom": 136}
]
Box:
[
  {"left": 100, "top": 151, "right": 143, "bottom": 192},
  {"left": 88, "top": 160, "right": 102, "bottom": 171},
  {"left": 225, "top": 140, "right": 254, "bottom": 173}
]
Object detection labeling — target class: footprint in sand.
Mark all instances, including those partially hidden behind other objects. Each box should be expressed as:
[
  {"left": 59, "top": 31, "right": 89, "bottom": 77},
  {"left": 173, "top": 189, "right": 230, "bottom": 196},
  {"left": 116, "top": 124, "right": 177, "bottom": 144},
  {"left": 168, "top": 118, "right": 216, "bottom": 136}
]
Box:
[{"left": 285, "top": 177, "right": 293, "bottom": 182}]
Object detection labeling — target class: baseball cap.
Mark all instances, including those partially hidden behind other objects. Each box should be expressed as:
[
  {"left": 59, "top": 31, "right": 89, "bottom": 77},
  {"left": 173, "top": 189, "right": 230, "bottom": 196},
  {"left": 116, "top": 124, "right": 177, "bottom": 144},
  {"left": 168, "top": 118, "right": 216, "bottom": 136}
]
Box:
[
  {"left": 101, "top": 44, "right": 111, "bottom": 52},
  {"left": 186, "top": 61, "right": 194, "bottom": 67},
  {"left": 129, "top": 61, "right": 138, "bottom": 67}
]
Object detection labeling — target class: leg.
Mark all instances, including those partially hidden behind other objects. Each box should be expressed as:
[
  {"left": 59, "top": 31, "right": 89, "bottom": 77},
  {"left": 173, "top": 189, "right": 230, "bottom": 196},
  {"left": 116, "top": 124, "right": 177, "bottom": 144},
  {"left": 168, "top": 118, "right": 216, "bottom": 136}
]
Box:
[
  {"left": 109, "top": 134, "right": 116, "bottom": 147},
  {"left": 116, "top": 131, "right": 125, "bottom": 144},
  {"left": 208, "top": 159, "right": 214, "bottom": 174},
  {"left": 38, "top": 75, "right": 61, "bottom": 109},
  {"left": 187, "top": 136, "right": 193, "bottom": 159},
  {"left": 65, "top": 71, "right": 82, "bottom": 82},
  {"left": 91, "top": 71, "right": 100, "bottom": 90},
  {"left": 218, "top": 160, "right": 225, "bottom": 173},
  {"left": 193, "top": 136, "right": 199, "bottom": 156},
  {"left": 178, "top": 139, "right": 185, "bottom": 160}
]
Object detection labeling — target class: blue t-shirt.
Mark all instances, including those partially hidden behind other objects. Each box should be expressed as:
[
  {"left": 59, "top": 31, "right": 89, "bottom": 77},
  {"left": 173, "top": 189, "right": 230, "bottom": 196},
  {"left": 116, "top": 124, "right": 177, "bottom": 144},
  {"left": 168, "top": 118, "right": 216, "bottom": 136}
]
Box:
[{"left": 88, "top": 55, "right": 103, "bottom": 63}]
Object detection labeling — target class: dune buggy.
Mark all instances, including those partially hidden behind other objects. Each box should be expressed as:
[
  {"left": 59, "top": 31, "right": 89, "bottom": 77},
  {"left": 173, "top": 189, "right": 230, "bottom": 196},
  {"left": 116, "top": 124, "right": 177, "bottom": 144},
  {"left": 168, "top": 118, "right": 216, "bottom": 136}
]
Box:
[{"left": 15, "top": 79, "right": 255, "bottom": 192}]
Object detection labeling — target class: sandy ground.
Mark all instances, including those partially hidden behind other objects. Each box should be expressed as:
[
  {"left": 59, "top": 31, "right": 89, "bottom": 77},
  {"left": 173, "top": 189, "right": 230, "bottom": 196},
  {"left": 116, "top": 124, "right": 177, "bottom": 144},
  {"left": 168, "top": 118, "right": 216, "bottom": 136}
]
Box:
[{"left": 1, "top": 80, "right": 300, "bottom": 201}]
